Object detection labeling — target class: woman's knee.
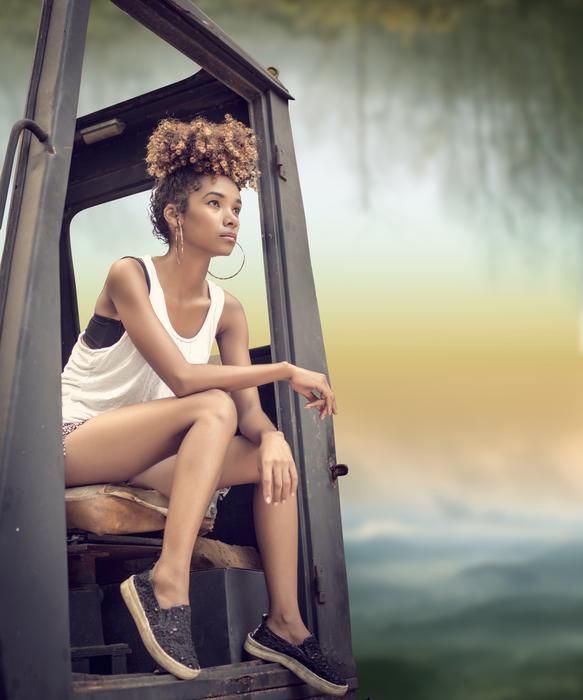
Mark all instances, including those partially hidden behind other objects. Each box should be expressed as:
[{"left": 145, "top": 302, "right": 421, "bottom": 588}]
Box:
[{"left": 182, "top": 389, "right": 238, "bottom": 432}]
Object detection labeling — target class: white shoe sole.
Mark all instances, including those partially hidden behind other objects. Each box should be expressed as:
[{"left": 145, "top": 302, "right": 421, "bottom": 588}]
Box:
[
  {"left": 120, "top": 575, "right": 201, "bottom": 680},
  {"left": 244, "top": 634, "right": 349, "bottom": 696}
]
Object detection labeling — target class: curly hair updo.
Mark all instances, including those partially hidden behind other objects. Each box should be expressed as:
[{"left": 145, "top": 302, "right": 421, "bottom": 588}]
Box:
[{"left": 145, "top": 113, "right": 260, "bottom": 245}]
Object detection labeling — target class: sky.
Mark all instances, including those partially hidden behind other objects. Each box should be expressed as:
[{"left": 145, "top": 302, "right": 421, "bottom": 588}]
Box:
[{"left": 2, "top": 0, "right": 583, "bottom": 551}]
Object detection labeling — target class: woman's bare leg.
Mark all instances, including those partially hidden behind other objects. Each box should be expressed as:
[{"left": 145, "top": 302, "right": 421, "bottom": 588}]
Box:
[
  {"left": 150, "top": 406, "right": 238, "bottom": 608},
  {"left": 127, "top": 434, "right": 264, "bottom": 497},
  {"left": 130, "top": 435, "right": 311, "bottom": 643},
  {"left": 252, "top": 488, "right": 310, "bottom": 644},
  {"left": 64, "top": 390, "right": 235, "bottom": 486},
  {"left": 63, "top": 389, "right": 237, "bottom": 608}
]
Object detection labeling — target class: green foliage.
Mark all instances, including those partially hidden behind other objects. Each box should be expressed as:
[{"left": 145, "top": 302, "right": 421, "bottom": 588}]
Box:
[
  {"left": 356, "top": 656, "right": 447, "bottom": 700},
  {"left": 355, "top": 650, "right": 583, "bottom": 700},
  {"left": 195, "top": 0, "right": 583, "bottom": 38},
  {"left": 0, "top": 0, "right": 141, "bottom": 44}
]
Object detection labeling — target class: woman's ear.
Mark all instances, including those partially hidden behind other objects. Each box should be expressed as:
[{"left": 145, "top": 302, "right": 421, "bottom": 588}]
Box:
[{"left": 163, "top": 203, "right": 178, "bottom": 231}]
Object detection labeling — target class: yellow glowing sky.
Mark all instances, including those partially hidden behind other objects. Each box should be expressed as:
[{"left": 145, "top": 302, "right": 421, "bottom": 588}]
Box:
[{"left": 68, "top": 189, "right": 583, "bottom": 535}]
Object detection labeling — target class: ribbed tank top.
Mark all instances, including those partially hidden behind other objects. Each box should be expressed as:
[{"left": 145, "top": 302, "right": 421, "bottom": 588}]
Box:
[{"left": 61, "top": 254, "right": 226, "bottom": 423}]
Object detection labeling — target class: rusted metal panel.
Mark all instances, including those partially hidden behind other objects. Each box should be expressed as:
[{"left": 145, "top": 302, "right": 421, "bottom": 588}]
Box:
[{"left": 0, "top": 2, "right": 90, "bottom": 700}]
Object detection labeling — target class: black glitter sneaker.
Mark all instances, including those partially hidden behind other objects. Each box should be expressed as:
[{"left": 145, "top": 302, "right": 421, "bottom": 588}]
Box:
[
  {"left": 244, "top": 613, "right": 349, "bottom": 696},
  {"left": 120, "top": 568, "right": 200, "bottom": 680}
]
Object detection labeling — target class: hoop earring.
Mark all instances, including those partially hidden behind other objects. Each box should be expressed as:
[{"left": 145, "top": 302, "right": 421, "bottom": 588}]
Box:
[
  {"left": 175, "top": 220, "right": 184, "bottom": 265},
  {"left": 208, "top": 241, "right": 246, "bottom": 280}
]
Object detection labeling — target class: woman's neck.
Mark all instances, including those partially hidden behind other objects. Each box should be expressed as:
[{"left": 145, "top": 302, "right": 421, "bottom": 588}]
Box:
[{"left": 152, "top": 251, "right": 210, "bottom": 303}]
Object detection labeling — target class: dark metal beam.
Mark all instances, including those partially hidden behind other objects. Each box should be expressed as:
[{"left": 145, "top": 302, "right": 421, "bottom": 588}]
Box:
[
  {"left": 110, "top": 0, "right": 292, "bottom": 102},
  {"left": 0, "top": 1, "right": 91, "bottom": 699},
  {"left": 250, "top": 88, "right": 357, "bottom": 678}
]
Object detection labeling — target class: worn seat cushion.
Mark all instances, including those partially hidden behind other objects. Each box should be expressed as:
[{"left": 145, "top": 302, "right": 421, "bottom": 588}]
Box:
[{"left": 65, "top": 484, "right": 227, "bottom": 537}]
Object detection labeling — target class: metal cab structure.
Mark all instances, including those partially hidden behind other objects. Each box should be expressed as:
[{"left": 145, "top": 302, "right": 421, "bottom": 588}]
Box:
[{"left": 0, "top": 1, "right": 357, "bottom": 698}]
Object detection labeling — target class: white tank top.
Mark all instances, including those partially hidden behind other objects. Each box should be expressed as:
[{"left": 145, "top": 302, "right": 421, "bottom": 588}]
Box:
[{"left": 61, "top": 254, "right": 226, "bottom": 423}]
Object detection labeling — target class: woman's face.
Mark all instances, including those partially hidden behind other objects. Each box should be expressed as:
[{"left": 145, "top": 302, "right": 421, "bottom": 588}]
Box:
[{"left": 180, "top": 174, "right": 242, "bottom": 256}]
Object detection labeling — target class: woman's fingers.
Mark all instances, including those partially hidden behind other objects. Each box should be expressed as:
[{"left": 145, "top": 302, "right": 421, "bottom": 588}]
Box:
[
  {"left": 273, "top": 462, "right": 294, "bottom": 503},
  {"left": 289, "top": 369, "right": 337, "bottom": 416},
  {"left": 272, "top": 466, "right": 283, "bottom": 505},
  {"left": 304, "top": 398, "right": 325, "bottom": 409},
  {"left": 315, "top": 384, "right": 334, "bottom": 417},
  {"left": 263, "top": 461, "right": 284, "bottom": 505},
  {"left": 262, "top": 466, "right": 297, "bottom": 505},
  {"left": 304, "top": 390, "right": 321, "bottom": 407},
  {"left": 281, "top": 467, "right": 292, "bottom": 502},
  {"left": 290, "top": 464, "right": 298, "bottom": 498},
  {"left": 262, "top": 469, "right": 272, "bottom": 504},
  {"left": 304, "top": 395, "right": 338, "bottom": 417},
  {"left": 316, "top": 380, "right": 334, "bottom": 415}
]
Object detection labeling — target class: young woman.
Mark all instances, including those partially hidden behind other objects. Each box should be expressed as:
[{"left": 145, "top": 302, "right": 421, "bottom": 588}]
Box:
[{"left": 61, "top": 115, "right": 348, "bottom": 696}]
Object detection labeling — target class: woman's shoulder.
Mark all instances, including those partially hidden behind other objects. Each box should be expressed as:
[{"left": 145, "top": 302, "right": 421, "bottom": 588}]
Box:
[
  {"left": 107, "top": 255, "right": 150, "bottom": 287},
  {"left": 221, "top": 288, "right": 247, "bottom": 313},
  {"left": 99, "top": 257, "right": 151, "bottom": 319},
  {"left": 216, "top": 289, "right": 246, "bottom": 337},
  {"left": 106, "top": 255, "right": 145, "bottom": 280}
]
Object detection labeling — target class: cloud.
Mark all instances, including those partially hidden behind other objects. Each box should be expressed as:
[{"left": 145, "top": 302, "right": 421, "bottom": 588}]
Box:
[
  {"left": 337, "top": 427, "right": 583, "bottom": 525},
  {"left": 344, "top": 518, "right": 418, "bottom": 541},
  {"left": 344, "top": 513, "right": 583, "bottom": 544}
]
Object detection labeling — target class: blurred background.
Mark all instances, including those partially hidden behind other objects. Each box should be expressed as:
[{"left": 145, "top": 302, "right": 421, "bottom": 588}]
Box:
[{"left": 2, "top": 1, "right": 583, "bottom": 698}]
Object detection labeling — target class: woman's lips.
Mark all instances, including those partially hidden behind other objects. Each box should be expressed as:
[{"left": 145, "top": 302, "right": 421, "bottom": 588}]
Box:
[{"left": 220, "top": 234, "right": 236, "bottom": 241}]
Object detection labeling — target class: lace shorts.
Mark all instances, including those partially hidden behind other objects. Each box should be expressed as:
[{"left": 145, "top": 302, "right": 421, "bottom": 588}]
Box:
[{"left": 62, "top": 419, "right": 89, "bottom": 457}]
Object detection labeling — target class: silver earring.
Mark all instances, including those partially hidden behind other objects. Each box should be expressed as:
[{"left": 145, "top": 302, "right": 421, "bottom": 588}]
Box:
[{"left": 208, "top": 241, "right": 246, "bottom": 280}]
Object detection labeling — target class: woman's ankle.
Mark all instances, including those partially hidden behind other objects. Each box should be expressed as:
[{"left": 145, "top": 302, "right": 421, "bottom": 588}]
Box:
[
  {"left": 266, "top": 611, "right": 311, "bottom": 645},
  {"left": 150, "top": 560, "right": 190, "bottom": 608}
]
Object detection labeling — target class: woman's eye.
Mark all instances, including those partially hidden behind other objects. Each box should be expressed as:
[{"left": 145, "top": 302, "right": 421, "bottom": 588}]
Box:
[{"left": 208, "top": 200, "right": 220, "bottom": 207}]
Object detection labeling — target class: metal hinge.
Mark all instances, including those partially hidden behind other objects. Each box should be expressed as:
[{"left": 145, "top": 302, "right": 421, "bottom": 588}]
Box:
[
  {"left": 314, "top": 564, "right": 326, "bottom": 604},
  {"left": 274, "top": 144, "right": 287, "bottom": 181}
]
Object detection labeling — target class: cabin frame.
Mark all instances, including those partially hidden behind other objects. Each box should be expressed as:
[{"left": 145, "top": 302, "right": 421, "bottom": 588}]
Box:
[{"left": 0, "top": 1, "right": 356, "bottom": 698}]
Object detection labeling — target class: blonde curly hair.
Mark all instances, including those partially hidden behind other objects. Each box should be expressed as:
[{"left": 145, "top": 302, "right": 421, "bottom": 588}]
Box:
[{"left": 146, "top": 114, "right": 260, "bottom": 244}]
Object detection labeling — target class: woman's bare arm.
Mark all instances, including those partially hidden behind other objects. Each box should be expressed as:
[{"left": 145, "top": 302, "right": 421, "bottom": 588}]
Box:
[
  {"left": 215, "top": 291, "right": 282, "bottom": 442},
  {"left": 176, "top": 360, "right": 292, "bottom": 397},
  {"left": 107, "top": 258, "right": 292, "bottom": 397}
]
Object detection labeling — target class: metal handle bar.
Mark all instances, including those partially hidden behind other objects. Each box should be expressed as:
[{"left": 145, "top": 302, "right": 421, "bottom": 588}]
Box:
[{"left": 0, "top": 118, "right": 54, "bottom": 229}]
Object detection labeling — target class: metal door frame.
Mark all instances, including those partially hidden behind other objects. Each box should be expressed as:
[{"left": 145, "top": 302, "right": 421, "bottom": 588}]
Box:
[{"left": 0, "top": 1, "right": 356, "bottom": 698}]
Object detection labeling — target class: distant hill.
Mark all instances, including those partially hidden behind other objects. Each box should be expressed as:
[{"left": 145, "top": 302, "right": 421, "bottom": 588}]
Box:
[
  {"left": 346, "top": 536, "right": 583, "bottom": 657},
  {"left": 384, "top": 593, "right": 583, "bottom": 643},
  {"left": 459, "top": 539, "right": 583, "bottom": 597}
]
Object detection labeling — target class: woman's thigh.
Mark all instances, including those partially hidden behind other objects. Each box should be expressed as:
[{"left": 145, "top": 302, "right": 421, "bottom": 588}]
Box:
[
  {"left": 128, "top": 434, "right": 262, "bottom": 498},
  {"left": 63, "top": 389, "right": 236, "bottom": 488}
]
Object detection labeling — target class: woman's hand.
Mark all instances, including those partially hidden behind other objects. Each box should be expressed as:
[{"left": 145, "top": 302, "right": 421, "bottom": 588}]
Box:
[
  {"left": 287, "top": 365, "right": 338, "bottom": 420},
  {"left": 258, "top": 431, "right": 299, "bottom": 505}
]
